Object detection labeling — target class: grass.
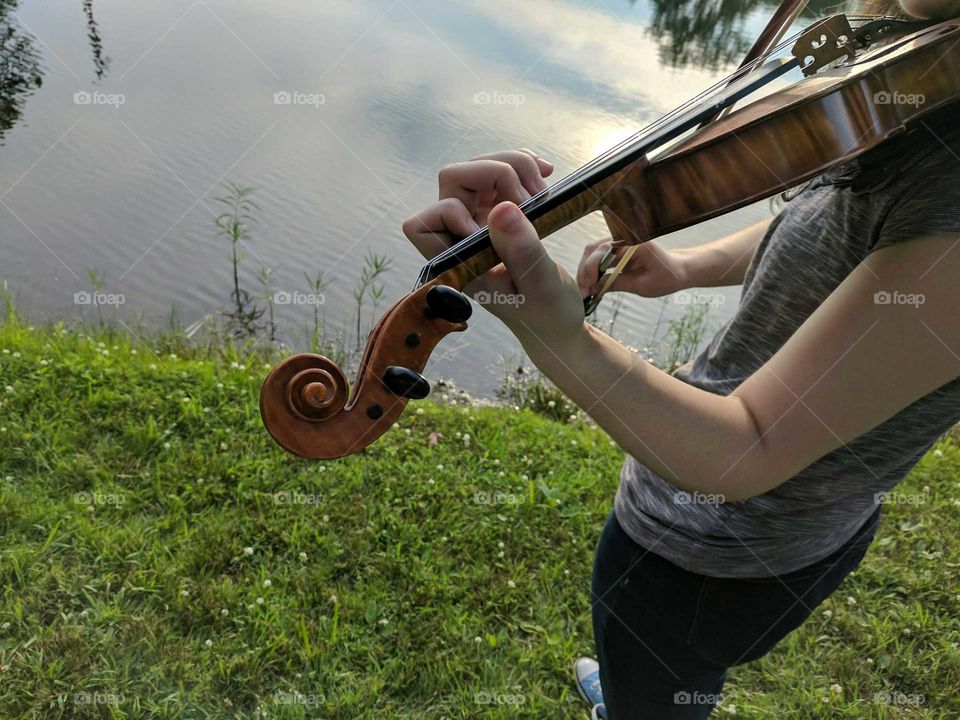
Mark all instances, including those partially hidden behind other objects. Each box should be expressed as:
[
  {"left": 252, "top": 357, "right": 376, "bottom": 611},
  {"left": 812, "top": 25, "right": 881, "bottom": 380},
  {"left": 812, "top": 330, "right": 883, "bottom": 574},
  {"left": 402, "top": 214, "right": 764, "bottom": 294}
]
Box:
[{"left": 0, "top": 315, "right": 958, "bottom": 719}]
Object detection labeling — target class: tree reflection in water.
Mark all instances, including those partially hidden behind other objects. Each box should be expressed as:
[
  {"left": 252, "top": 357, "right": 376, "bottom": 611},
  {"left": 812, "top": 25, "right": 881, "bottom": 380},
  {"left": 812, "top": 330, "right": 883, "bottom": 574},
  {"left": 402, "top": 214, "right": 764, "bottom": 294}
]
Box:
[
  {"left": 644, "top": 0, "right": 850, "bottom": 70},
  {"left": 0, "top": 0, "right": 43, "bottom": 143}
]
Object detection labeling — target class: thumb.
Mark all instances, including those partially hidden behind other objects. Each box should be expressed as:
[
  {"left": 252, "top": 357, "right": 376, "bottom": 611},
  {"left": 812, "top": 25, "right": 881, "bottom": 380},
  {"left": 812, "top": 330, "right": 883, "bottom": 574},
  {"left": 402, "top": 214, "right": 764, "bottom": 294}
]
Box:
[{"left": 487, "top": 201, "right": 553, "bottom": 295}]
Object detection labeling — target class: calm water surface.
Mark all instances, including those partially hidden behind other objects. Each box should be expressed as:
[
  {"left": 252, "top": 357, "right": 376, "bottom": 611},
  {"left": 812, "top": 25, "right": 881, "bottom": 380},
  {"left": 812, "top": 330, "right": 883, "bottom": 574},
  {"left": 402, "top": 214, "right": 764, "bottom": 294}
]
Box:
[{"left": 0, "top": 0, "right": 834, "bottom": 393}]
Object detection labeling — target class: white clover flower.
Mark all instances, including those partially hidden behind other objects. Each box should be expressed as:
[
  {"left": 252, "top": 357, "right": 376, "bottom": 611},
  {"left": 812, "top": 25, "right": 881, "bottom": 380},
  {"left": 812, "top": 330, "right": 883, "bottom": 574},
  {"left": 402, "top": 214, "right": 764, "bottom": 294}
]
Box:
[
  {"left": 507, "top": 580, "right": 516, "bottom": 589},
  {"left": 298, "top": 552, "right": 307, "bottom": 562},
  {"left": 221, "top": 608, "right": 229, "bottom": 616},
  {"left": 205, "top": 639, "right": 213, "bottom": 647},
  {"left": 262, "top": 579, "right": 272, "bottom": 588},
  {"left": 416, "top": 408, "right": 424, "bottom": 415},
  {"left": 256, "top": 597, "right": 264, "bottom": 605},
  {"left": 180, "top": 589, "right": 190, "bottom": 597},
  {"left": 934, "top": 449, "right": 944, "bottom": 458},
  {"left": 830, "top": 684, "right": 843, "bottom": 695},
  {"left": 243, "top": 546, "right": 254, "bottom": 556},
  {"left": 4, "top": 386, "right": 12, "bottom": 393}
]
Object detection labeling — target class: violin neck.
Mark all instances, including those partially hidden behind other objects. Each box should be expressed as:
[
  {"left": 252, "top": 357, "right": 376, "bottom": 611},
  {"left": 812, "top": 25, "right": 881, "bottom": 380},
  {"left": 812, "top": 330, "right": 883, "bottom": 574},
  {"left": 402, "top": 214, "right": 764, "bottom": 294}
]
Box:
[{"left": 415, "top": 55, "right": 798, "bottom": 290}]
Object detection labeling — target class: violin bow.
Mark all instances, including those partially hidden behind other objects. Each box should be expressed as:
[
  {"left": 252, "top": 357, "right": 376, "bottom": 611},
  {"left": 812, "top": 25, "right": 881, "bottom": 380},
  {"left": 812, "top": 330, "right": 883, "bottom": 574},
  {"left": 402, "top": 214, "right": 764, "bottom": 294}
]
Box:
[{"left": 585, "top": 0, "right": 810, "bottom": 316}]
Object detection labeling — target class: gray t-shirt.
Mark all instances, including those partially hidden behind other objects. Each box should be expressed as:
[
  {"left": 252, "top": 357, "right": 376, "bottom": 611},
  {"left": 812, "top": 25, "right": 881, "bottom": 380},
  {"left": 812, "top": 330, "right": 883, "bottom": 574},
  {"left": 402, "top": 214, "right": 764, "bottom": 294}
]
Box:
[{"left": 616, "top": 120, "right": 960, "bottom": 578}]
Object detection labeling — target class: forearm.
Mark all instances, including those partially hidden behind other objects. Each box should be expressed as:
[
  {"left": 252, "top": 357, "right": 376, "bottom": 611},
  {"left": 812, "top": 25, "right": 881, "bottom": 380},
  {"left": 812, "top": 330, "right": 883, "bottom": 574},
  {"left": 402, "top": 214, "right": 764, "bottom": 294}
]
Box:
[
  {"left": 520, "top": 323, "right": 769, "bottom": 500},
  {"left": 674, "top": 218, "right": 771, "bottom": 288}
]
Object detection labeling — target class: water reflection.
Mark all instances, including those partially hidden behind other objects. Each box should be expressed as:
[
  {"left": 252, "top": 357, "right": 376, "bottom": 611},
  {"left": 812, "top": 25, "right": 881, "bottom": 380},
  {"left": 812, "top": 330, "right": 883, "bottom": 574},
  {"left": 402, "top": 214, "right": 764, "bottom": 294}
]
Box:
[
  {"left": 645, "top": 0, "right": 846, "bottom": 69},
  {"left": 0, "top": 0, "right": 831, "bottom": 393},
  {"left": 0, "top": 0, "right": 43, "bottom": 143},
  {"left": 82, "top": 0, "right": 111, "bottom": 81}
]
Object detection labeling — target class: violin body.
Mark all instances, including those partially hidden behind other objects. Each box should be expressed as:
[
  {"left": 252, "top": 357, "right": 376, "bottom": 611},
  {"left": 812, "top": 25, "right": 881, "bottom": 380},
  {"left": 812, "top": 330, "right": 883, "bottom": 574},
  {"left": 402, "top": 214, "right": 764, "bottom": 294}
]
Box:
[
  {"left": 260, "top": 16, "right": 960, "bottom": 460},
  {"left": 641, "top": 18, "right": 960, "bottom": 239}
]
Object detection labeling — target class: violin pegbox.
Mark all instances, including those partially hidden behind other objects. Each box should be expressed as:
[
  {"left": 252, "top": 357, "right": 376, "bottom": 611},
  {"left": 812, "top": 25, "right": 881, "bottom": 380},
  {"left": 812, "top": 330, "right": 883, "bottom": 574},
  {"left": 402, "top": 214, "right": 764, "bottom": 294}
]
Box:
[
  {"left": 259, "top": 279, "right": 471, "bottom": 459},
  {"left": 793, "top": 14, "right": 856, "bottom": 76}
]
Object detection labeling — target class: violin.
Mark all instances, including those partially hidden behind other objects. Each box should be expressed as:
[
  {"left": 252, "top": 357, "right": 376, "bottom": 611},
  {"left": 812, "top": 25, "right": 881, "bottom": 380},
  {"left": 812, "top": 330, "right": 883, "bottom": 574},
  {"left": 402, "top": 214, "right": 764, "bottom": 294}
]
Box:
[{"left": 260, "top": 7, "right": 960, "bottom": 460}]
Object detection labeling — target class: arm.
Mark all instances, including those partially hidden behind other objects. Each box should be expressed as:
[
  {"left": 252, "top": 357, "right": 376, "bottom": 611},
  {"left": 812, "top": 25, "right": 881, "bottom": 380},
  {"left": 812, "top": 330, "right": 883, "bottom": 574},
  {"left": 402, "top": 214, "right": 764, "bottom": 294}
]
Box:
[
  {"left": 673, "top": 217, "right": 771, "bottom": 288},
  {"left": 513, "top": 225, "right": 960, "bottom": 501},
  {"left": 576, "top": 217, "right": 770, "bottom": 298}
]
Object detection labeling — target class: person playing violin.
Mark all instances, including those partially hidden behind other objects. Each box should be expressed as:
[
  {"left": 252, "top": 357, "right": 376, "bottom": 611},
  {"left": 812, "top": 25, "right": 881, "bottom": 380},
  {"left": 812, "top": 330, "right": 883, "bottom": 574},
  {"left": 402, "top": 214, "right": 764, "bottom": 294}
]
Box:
[{"left": 402, "top": 1, "right": 960, "bottom": 718}]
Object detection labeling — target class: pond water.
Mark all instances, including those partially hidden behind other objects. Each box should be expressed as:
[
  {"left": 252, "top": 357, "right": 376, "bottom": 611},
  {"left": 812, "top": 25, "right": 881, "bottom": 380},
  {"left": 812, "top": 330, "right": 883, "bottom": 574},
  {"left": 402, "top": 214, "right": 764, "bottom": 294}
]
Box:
[{"left": 0, "top": 0, "right": 840, "bottom": 394}]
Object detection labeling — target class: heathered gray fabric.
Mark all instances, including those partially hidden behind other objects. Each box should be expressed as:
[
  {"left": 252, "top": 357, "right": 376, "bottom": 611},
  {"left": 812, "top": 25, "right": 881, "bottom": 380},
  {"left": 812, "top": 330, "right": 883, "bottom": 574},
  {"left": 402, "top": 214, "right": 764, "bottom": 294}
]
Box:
[{"left": 615, "top": 125, "right": 960, "bottom": 579}]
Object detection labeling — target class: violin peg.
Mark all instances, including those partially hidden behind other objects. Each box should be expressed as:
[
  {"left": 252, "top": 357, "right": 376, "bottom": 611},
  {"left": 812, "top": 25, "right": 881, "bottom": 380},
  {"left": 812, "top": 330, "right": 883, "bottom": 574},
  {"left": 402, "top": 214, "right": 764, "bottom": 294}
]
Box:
[
  {"left": 382, "top": 366, "right": 431, "bottom": 400},
  {"left": 424, "top": 285, "right": 472, "bottom": 324}
]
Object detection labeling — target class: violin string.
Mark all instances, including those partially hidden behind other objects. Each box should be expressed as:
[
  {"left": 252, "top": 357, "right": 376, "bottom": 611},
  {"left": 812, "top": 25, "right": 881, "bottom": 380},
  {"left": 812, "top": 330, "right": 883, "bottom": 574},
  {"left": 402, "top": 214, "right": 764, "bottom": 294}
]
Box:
[
  {"left": 507, "top": 13, "right": 886, "bottom": 203},
  {"left": 425, "top": 15, "right": 887, "bottom": 273}
]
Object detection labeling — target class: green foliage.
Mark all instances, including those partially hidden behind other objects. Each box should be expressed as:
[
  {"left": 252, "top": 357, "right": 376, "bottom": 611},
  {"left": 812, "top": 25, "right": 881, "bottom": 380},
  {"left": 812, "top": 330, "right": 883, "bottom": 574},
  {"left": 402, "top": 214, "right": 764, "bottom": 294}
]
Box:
[
  {"left": 352, "top": 252, "right": 392, "bottom": 352},
  {"left": 214, "top": 182, "right": 264, "bottom": 339},
  {"left": 0, "top": 320, "right": 958, "bottom": 719}
]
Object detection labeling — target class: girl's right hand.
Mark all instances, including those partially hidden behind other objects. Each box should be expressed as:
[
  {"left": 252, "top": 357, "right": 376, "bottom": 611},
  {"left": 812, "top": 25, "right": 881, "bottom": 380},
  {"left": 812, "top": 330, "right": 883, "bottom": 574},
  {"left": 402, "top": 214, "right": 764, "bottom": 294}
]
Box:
[{"left": 576, "top": 239, "right": 690, "bottom": 299}]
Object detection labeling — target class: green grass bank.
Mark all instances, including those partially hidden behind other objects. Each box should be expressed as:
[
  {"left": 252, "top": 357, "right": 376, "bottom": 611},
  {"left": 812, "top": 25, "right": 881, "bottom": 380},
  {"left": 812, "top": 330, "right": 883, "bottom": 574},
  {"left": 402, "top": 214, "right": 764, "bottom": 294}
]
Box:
[{"left": 0, "top": 317, "right": 958, "bottom": 719}]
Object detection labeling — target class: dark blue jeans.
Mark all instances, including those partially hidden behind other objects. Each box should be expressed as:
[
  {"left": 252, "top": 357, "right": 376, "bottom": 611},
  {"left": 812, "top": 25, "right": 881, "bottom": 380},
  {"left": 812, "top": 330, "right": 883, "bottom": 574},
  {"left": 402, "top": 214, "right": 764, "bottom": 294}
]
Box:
[{"left": 591, "top": 508, "right": 880, "bottom": 719}]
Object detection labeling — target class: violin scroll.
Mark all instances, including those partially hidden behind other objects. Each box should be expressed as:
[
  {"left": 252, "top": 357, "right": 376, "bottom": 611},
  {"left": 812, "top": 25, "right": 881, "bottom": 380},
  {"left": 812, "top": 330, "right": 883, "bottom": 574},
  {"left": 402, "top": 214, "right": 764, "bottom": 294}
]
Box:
[{"left": 259, "top": 279, "right": 472, "bottom": 459}]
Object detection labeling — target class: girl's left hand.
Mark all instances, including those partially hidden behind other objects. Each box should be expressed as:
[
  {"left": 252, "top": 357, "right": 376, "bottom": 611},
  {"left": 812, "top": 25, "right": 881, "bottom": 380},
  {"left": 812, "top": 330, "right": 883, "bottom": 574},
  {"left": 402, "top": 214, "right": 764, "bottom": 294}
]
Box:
[{"left": 402, "top": 153, "right": 587, "bottom": 350}]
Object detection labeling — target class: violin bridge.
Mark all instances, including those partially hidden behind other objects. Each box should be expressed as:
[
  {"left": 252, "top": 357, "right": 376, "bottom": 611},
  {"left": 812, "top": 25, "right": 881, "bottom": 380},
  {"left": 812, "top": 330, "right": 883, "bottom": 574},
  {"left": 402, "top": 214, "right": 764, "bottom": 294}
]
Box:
[{"left": 792, "top": 14, "right": 856, "bottom": 76}]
